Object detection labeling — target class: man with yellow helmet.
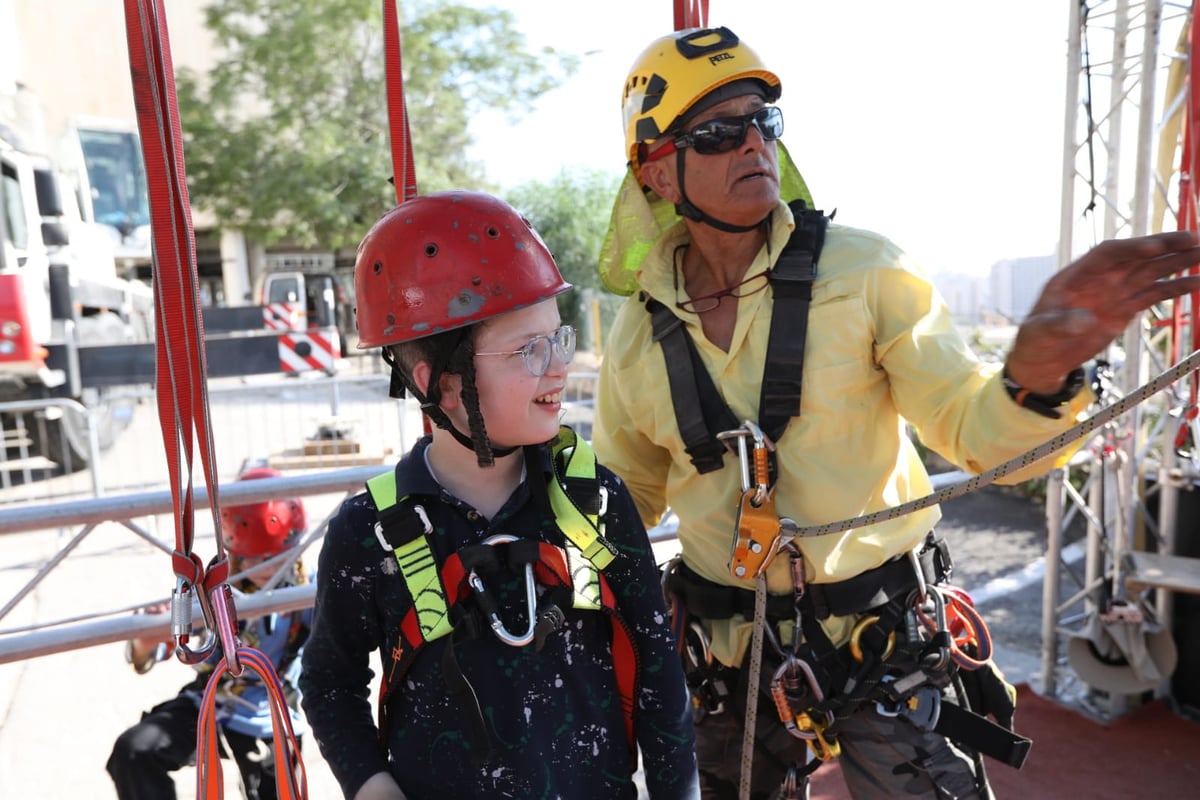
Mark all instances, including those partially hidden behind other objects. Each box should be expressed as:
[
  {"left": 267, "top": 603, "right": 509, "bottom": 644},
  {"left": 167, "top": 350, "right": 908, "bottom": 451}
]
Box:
[{"left": 593, "top": 25, "right": 1200, "bottom": 799}]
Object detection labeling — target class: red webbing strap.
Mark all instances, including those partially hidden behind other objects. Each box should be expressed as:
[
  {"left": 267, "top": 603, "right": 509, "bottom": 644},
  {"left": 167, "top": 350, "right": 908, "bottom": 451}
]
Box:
[
  {"left": 383, "top": 0, "right": 419, "bottom": 203},
  {"left": 197, "top": 648, "right": 308, "bottom": 800},
  {"left": 1184, "top": 9, "right": 1200, "bottom": 402},
  {"left": 122, "top": 0, "right": 226, "bottom": 595},
  {"left": 382, "top": 0, "right": 429, "bottom": 433},
  {"left": 534, "top": 545, "right": 640, "bottom": 763},
  {"left": 673, "top": 0, "right": 709, "bottom": 29},
  {"left": 124, "top": 4, "right": 308, "bottom": 795}
]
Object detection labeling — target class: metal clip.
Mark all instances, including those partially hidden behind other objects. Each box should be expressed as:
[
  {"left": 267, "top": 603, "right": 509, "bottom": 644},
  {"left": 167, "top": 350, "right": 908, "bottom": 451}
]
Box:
[
  {"left": 718, "top": 421, "right": 771, "bottom": 507},
  {"left": 916, "top": 586, "right": 951, "bottom": 672},
  {"left": 719, "top": 421, "right": 792, "bottom": 580},
  {"left": 172, "top": 577, "right": 217, "bottom": 665},
  {"left": 804, "top": 716, "right": 842, "bottom": 761},
  {"left": 769, "top": 656, "right": 831, "bottom": 741},
  {"left": 209, "top": 583, "right": 243, "bottom": 677},
  {"left": 779, "top": 765, "right": 806, "bottom": 800},
  {"left": 848, "top": 614, "right": 896, "bottom": 664},
  {"left": 467, "top": 534, "right": 537, "bottom": 647}
]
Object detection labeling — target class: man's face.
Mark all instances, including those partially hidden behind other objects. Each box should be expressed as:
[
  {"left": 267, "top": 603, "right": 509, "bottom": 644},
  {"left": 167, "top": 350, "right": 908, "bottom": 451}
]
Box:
[{"left": 644, "top": 93, "right": 781, "bottom": 227}]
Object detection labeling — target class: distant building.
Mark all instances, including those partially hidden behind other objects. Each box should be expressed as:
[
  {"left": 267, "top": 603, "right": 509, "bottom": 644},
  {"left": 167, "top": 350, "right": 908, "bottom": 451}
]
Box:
[
  {"left": 932, "top": 272, "right": 986, "bottom": 325},
  {"left": 989, "top": 254, "right": 1057, "bottom": 323}
]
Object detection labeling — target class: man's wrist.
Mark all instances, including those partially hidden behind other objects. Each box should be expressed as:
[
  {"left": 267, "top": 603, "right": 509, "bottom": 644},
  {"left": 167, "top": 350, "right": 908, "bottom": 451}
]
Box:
[{"left": 1002, "top": 366, "right": 1086, "bottom": 420}]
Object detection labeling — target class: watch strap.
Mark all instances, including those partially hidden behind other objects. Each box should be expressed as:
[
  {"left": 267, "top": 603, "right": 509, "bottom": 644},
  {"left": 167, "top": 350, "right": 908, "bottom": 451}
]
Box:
[{"left": 1002, "top": 366, "right": 1086, "bottom": 420}]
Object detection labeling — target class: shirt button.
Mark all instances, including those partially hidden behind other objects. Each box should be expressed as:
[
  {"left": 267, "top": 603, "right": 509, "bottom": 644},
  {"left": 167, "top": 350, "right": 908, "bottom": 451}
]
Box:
[{"left": 467, "top": 510, "right": 480, "bottom": 521}]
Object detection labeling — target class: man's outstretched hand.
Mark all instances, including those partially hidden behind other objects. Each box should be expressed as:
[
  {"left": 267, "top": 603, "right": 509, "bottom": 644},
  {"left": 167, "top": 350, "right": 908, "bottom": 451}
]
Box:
[{"left": 1005, "top": 231, "right": 1200, "bottom": 395}]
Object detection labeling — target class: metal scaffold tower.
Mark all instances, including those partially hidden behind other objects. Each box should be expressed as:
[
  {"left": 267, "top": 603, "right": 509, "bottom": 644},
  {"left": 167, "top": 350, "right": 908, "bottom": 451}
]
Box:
[{"left": 1044, "top": 0, "right": 1200, "bottom": 715}]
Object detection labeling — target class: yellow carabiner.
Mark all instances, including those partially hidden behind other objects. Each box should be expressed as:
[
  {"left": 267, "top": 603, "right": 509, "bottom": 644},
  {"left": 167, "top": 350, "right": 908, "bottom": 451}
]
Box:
[
  {"left": 848, "top": 614, "right": 896, "bottom": 664},
  {"left": 808, "top": 722, "right": 842, "bottom": 760}
]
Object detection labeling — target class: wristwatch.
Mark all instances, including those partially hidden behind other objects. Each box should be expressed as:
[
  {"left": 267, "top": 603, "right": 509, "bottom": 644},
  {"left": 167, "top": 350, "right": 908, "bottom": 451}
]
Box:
[{"left": 1002, "top": 366, "right": 1086, "bottom": 420}]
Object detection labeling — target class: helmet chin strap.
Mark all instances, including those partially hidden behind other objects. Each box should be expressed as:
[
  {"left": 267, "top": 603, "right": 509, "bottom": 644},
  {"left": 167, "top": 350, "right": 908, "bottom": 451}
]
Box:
[
  {"left": 674, "top": 148, "right": 771, "bottom": 234},
  {"left": 380, "top": 344, "right": 517, "bottom": 467}
]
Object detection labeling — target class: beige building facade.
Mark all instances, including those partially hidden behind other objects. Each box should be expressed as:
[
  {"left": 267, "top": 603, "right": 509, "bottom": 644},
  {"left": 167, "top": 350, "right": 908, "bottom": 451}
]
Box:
[{"left": 4, "top": 0, "right": 263, "bottom": 305}]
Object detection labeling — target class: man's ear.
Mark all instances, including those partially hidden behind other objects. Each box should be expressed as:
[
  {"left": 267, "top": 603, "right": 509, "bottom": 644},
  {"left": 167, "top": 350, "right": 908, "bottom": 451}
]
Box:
[{"left": 642, "top": 158, "right": 679, "bottom": 204}]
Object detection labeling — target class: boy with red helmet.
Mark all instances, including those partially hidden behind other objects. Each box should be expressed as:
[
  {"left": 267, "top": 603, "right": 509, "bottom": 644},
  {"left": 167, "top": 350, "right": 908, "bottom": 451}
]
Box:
[
  {"left": 107, "top": 468, "right": 311, "bottom": 800},
  {"left": 300, "top": 190, "right": 698, "bottom": 800}
]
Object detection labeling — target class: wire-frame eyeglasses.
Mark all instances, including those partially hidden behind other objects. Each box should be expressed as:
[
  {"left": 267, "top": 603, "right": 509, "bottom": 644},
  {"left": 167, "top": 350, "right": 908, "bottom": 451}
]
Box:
[
  {"left": 474, "top": 325, "right": 576, "bottom": 376},
  {"left": 673, "top": 246, "right": 770, "bottom": 314}
]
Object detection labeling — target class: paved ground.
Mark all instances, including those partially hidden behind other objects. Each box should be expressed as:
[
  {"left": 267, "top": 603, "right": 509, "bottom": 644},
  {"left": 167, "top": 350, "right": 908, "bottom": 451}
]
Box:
[{"left": 0, "top": 477, "right": 1078, "bottom": 799}]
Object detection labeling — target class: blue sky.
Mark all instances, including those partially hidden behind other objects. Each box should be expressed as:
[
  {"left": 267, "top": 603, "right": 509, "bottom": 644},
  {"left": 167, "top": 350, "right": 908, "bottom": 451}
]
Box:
[{"left": 466, "top": 1, "right": 1077, "bottom": 277}]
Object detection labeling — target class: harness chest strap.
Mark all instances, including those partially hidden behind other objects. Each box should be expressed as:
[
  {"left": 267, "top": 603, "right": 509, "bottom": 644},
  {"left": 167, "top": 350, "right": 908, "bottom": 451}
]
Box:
[{"left": 645, "top": 200, "right": 830, "bottom": 475}]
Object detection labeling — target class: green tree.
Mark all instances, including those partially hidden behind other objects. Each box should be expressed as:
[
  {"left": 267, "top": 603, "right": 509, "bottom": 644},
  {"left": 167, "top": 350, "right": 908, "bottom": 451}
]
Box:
[
  {"left": 505, "top": 168, "right": 622, "bottom": 352},
  {"left": 176, "top": 0, "right": 576, "bottom": 250}
]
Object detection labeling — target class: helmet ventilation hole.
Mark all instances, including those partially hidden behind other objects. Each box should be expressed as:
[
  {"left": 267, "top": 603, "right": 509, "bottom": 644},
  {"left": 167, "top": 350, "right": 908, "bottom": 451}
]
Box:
[
  {"left": 424, "top": 243, "right": 438, "bottom": 257},
  {"left": 485, "top": 226, "right": 500, "bottom": 239},
  {"left": 373, "top": 260, "right": 383, "bottom": 274}
]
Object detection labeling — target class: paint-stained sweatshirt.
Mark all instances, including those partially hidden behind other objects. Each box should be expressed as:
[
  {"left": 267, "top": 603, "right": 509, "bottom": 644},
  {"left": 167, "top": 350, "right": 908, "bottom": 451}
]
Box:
[{"left": 300, "top": 434, "right": 699, "bottom": 800}]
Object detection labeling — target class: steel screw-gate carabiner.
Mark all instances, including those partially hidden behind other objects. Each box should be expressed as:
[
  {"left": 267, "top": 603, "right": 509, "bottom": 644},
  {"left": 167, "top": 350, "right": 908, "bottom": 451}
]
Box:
[
  {"left": 171, "top": 577, "right": 245, "bottom": 676},
  {"left": 467, "top": 534, "right": 538, "bottom": 647}
]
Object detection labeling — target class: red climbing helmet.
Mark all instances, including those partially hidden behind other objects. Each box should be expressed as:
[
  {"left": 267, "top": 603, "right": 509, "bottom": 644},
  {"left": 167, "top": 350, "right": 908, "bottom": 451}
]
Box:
[
  {"left": 353, "top": 190, "right": 572, "bottom": 349},
  {"left": 219, "top": 467, "right": 307, "bottom": 557}
]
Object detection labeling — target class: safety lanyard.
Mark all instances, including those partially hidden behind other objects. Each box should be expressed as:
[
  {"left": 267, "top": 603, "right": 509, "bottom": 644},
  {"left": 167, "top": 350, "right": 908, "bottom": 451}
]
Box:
[
  {"left": 383, "top": 0, "right": 419, "bottom": 204},
  {"left": 123, "top": 0, "right": 231, "bottom": 659},
  {"left": 123, "top": 2, "right": 306, "bottom": 797}
]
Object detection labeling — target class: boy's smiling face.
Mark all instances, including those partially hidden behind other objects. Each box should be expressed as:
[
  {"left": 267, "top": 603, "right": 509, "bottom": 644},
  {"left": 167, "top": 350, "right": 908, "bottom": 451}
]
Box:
[{"left": 467, "top": 298, "right": 570, "bottom": 450}]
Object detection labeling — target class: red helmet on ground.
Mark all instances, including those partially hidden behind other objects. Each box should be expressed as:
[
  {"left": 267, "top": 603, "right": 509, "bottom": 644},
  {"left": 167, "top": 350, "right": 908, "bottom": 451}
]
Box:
[
  {"left": 353, "top": 190, "right": 572, "bottom": 349},
  {"left": 219, "top": 467, "right": 307, "bottom": 557}
]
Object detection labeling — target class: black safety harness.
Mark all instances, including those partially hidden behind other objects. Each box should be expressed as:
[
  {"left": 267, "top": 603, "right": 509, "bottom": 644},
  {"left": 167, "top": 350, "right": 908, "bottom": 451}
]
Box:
[
  {"left": 650, "top": 202, "right": 1030, "bottom": 787},
  {"left": 366, "top": 427, "right": 641, "bottom": 768},
  {"left": 647, "top": 199, "right": 827, "bottom": 474}
]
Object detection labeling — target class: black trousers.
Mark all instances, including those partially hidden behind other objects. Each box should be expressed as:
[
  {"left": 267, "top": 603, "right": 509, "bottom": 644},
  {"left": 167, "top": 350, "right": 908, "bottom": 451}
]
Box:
[{"left": 106, "top": 694, "right": 286, "bottom": 800}]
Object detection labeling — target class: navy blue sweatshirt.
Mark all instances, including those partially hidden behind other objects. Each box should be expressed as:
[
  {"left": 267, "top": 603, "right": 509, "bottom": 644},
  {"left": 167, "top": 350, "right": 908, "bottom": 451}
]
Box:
[{"left": 300, "top": 435, "right": 698, "bottom": 799}]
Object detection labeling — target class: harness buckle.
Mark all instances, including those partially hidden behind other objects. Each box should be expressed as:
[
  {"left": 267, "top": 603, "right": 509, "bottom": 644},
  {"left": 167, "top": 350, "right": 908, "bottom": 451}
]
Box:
[
  {"left": 467, "top": 534, "right": 538, "bottom": 647},
  {"left": 375, "top": 504, "right": 431, "bottom": 551}
]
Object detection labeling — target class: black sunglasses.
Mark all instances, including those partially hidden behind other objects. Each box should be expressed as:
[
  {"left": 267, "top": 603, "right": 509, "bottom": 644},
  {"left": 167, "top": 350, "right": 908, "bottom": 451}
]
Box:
[{"left": 675, "top": 106, "right": 784, "bottom": 155}]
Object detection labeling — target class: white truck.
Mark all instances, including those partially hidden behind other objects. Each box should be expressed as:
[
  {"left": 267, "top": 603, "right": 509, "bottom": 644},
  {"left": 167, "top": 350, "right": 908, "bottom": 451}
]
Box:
[{"left": 0, "top": 122, "right": 154, "bottom": 470}]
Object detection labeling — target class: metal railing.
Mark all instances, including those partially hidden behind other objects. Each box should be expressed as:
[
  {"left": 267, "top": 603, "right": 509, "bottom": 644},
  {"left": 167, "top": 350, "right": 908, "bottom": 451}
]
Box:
[{"left": 0, "top": 368, "right": 602, "bottom": 663}]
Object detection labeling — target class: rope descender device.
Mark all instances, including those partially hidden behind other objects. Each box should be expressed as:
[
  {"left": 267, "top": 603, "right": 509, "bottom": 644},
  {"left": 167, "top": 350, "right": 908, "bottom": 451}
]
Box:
[
  {"left": 718, "top": 421, "right": 799, "bottom": 580},
  {"left": 467, "top": 534, "right": 538, "bottom": 647}
]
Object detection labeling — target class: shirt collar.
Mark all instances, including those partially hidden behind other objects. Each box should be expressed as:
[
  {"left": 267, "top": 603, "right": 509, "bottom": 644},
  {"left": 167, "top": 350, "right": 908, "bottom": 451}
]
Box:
[{"left": 638, "top": 200, "right": 796, "bottom": 308}]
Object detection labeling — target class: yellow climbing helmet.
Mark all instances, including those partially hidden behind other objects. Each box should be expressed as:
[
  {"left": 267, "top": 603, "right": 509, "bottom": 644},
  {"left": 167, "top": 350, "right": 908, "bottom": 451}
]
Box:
[{"left": 622, "top": 26, "right": 782, "bottom": 182}]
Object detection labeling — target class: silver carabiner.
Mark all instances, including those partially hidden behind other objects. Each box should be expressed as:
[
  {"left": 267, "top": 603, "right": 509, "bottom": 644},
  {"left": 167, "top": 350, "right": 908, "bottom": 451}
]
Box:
[
  {"left": 467, "top": 534, "right": 538, "bottom": 648},
  {"left": 717, "top": 420, "right": 770, "bottom": 506},
  {"left": 172, "top": 576, "right": 216, "bottom": 664},
  {"left": 171, "top": 576, "right": 244, "bottom": 675},
  {"left": 916, "top": 585, "right": 951, "bottom": 673}
]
